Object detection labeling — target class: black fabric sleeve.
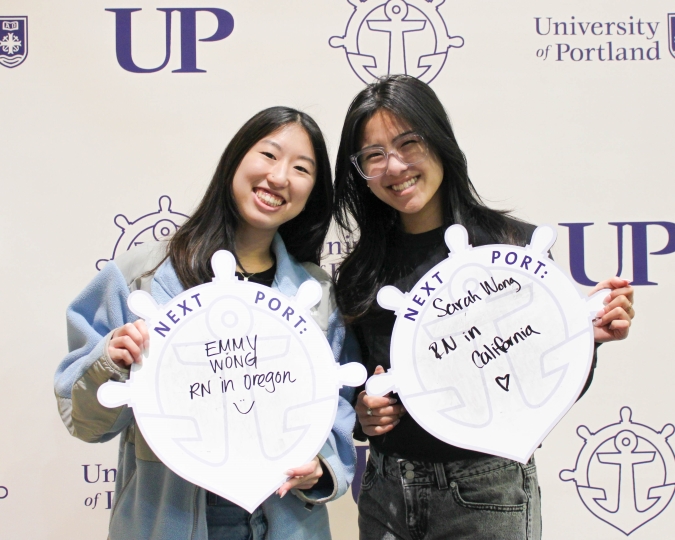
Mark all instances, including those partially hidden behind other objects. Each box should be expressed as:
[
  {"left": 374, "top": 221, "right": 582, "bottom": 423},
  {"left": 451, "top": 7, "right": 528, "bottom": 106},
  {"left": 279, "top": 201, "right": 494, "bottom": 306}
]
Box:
[
  {"left": 577, "top": 342, "right": 601, "bottom": 400},
  {"left": 351, "top": 323, "right": 369, "bottom": 442}
]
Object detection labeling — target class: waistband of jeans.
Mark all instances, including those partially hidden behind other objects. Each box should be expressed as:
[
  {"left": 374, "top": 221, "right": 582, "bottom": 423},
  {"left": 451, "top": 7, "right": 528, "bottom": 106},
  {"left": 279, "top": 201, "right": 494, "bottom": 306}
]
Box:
[{"left": 368, "top": 447, "right": 533, "bottom": 490}]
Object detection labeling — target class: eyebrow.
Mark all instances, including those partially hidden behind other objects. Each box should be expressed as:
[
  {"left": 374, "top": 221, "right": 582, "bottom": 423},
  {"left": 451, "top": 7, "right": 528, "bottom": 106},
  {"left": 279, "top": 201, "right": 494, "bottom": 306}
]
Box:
[
  {"left": 262, "top": 139, "right": 316, "bottom": 167},
  {"left": 359, "top": 130, "right": 417, "bottom": 151}
]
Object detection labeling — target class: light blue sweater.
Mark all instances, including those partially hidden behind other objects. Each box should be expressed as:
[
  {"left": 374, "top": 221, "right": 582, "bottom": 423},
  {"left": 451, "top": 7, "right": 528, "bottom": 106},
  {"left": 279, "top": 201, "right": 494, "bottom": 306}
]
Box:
[{"left": 54, "top": 236, "right": 359, "bottom": 540}]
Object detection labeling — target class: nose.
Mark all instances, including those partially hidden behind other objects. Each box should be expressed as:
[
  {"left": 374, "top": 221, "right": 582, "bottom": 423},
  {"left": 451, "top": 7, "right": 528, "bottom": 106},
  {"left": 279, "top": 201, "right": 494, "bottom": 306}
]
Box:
[
  {"left": 267, "top": 161, "right": 289, "bottom": 188},
  {"left": 384, "top": 152, "right": 409, "bottom": 177}
]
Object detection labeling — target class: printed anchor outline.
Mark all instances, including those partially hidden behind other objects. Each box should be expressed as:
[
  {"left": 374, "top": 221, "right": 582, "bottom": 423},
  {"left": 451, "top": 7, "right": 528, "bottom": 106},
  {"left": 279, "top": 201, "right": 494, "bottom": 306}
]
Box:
[
  {"left": 96, "top": 195, "right": 188, "bottom": 270},
  {"left": 161, "top": 302, "right": 330, "bottom": 465},
  {"left": 414, "top": 267, "right": 573, "bottom": 427},
  {"left": 329, "top": 0, "right": 464, "bottom": 84},
  {"left": 560, "top": 407, "right": 675, "bottom": 535}
]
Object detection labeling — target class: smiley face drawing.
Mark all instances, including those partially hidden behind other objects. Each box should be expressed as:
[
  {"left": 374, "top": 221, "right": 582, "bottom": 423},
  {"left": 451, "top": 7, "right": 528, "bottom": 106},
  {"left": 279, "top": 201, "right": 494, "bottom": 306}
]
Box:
[
  {"left": 366, "top": 225, "right": 609, "bottom": 464},
  {"left": 233, "top": 399, "right": 255, "bottom": 415},
  {"left": 98, "top": 250, "right": 366, "bottom": 511}
]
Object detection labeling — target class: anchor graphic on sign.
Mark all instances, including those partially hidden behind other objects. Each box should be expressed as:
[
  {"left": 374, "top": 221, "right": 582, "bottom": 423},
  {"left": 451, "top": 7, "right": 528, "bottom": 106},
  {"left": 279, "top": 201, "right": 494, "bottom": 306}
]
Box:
[
  {"left": 561, "top": 407, "right": 675, "bottom": 535},
  {"left": 330, "top": 0, "right": 464, "bottom": 84}
]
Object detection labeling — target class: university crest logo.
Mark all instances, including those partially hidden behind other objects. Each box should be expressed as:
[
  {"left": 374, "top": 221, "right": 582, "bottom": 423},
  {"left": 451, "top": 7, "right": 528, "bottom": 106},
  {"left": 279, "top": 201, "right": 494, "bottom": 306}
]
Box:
[
  {"left": 330, "top": 0, "right": 463, "bottom": 83},
  {"left": 96, "top": 195, "right": 188, "bottom": 270},
  {"left": 560, "top": 407, "right": 675, "bottom": 535},
  {"left": 0, "top": 17, "right": 27, "bottom": 68}
]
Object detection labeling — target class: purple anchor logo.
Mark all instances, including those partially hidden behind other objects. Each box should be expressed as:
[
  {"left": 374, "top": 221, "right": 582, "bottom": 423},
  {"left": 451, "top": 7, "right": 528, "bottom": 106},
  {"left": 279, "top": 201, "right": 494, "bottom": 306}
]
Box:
[
  {"left": 560, "top": 407, "right": 675, "bottom": 535},
  {"left": 330, "top": 0, "right": 463, "bottom": 84}
]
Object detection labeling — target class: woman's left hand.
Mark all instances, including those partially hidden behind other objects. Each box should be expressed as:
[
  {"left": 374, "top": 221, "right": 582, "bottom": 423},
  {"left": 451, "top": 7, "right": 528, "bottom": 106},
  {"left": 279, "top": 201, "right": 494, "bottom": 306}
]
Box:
[
  {"left": 276, "top": 457, "right": 323, "bottom": 498},
  {"left": 591, "top": 277, "right": 635, "bottom": 343}
]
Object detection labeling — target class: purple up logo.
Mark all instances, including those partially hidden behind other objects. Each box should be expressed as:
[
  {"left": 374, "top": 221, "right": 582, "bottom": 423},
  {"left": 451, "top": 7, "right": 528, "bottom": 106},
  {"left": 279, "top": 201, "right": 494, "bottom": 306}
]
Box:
[
  {"left": 96, "top": 195, "right": 188, "bottom": 270},
  {"left": 106, "top": 8, "right": 234, "bottom": 73},
  {"left": 330, "top": 0, "right": 463, "bottom": 84},
  {"left": 0, "top": 16, "right": 28, "bottom": 68},
  {"left": 561, "top": 407, "right": 675, "bottom": 535},
  {"left": 560, "top": 222, "right": 675, "bottom": 286}
]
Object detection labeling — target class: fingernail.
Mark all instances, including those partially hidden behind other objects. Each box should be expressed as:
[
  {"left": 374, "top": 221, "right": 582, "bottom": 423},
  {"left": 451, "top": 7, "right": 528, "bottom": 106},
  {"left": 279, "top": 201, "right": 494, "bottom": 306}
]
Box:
[
  {"left": 284, "top": 470, "right": 294, "bottom": 476},
  {"left": 279, "top": 490, "right": 287, "bottom": 499},
  {"left": 400, "top": 407, "right": 407, "bottom": 414},
  {"left": 393, "top": 419, "right": 400, "bottom": 426},
  {"left": 603, "top": 295, "right": 611, "bottom": 305},
  {"left": 593, "top": 318, "right": 602, "bottom": 327},
  {"left": 143, "top": 340, "right": 150, "bottom": 358},
  {"left": 596, "top": 310, "right": 605, "bottom": 318},
  {"left": 388, "top": 398, "right": 398, "bottom": 405}
]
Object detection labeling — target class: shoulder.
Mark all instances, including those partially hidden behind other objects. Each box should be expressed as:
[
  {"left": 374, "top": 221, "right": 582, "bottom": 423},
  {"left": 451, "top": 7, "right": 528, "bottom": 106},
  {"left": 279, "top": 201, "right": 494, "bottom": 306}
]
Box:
[
  {"left": 300, "top": 262, "right": 333, "bottom": 287},
  {"left": 111, "top": 241, "right": 169, "bottom": 286},
  {"left": 469, "top": 216, "right": 536, "bottom": 248},
  {"left": 504, "top": 216, "right": 536, "bottom": 245}
]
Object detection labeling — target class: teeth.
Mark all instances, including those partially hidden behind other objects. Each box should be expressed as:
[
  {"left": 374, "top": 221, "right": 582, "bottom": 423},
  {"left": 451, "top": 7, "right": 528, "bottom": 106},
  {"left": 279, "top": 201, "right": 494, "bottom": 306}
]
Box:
[
  {"left": 255, "top": 189, "right": 284, "bottom": 207},
  {"left": 391, "top": 177, "right": 418, "bottom": 192}
]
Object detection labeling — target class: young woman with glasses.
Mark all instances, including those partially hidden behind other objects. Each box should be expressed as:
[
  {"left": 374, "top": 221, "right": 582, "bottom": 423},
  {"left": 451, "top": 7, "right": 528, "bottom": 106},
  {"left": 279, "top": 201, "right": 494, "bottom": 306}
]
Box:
[
  {"left": 333, "top": 75, "right": 635, "bottom": 540},
  {"left": 55, "top": 107, "right": 358, "bottom": 540}
]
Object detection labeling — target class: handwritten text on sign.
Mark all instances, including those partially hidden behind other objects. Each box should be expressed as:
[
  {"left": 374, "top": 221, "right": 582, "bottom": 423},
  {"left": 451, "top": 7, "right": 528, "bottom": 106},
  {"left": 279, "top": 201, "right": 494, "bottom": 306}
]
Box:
[{"left": 189, "top": 336, "right": 297, "bottom": 402}]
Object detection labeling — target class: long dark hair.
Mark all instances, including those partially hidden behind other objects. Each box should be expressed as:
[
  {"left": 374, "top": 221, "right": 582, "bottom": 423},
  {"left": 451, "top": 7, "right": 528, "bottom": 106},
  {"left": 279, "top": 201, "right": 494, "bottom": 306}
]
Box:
[
  {"left": 334, "top": 75, "right": 524, "bottom": 321},
  {"left": 169, "top": 106, "right": 333, "bottom": 288}
]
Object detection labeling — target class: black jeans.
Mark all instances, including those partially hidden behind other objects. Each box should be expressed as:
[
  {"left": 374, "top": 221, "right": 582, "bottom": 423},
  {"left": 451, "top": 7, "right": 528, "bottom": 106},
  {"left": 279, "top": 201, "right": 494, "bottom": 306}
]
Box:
[
  {"left": 206, "top": 491, "right": 266, "bottom": 539},
  {"left": 358, "top": 449, "right": 542, "bottom": 540}
]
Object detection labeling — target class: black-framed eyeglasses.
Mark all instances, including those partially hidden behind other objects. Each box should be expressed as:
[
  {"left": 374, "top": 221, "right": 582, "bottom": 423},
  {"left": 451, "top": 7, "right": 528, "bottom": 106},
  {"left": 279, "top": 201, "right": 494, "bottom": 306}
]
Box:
[{"left": 350, "top": 133, "right": 428, "bottom": 180}]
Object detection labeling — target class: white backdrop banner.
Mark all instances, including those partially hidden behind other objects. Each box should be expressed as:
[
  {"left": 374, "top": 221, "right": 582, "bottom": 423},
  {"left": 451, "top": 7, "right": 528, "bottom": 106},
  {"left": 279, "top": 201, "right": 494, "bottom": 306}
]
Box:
[{"left": 1, "top": 1, "right": 673, "bottom": 538}]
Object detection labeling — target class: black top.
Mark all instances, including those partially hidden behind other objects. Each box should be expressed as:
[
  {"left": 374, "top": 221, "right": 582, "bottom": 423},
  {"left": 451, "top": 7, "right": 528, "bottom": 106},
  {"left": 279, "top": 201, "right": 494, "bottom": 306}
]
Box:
[
  {"left": 235, "top": 263, "right": 276, "bottom": 288},
  {"left": 352, "top": 223, "right": 598, "bottom": 463}
]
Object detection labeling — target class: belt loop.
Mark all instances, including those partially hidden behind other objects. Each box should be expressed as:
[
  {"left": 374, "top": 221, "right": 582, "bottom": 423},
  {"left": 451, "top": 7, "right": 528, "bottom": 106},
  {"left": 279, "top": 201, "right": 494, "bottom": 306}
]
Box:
[
  {"left": 434, "top": 463, "right": 448, "bottom": 490},
  {"left": 370, "top": 446, "right": 385, "bottom": 477}
]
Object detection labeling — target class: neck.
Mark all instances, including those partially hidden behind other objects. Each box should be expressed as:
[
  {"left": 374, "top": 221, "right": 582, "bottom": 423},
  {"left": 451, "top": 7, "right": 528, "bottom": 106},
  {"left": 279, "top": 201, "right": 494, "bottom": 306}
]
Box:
[
  {"left": 399, "top": 194, "right": 443, "bottom": 234},
  {"left": 234, "top": 225, "right": 276, "bottom": 273}
]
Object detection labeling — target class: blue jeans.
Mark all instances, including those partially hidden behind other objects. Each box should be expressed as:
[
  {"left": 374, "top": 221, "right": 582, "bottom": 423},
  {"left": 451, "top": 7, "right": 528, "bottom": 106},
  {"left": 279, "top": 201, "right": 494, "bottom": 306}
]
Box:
[
  {"left": 358, "top": 449, "right": 541, "bottom": 540},
  {"left": 206, "top": 492, "right": 267, "bottom": 540}
]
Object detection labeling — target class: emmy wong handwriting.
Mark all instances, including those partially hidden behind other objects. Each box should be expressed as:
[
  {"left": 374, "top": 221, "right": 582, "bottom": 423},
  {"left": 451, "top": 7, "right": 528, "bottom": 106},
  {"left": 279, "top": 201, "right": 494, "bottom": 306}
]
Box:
[{"left": 189, "top": 333, "right": 297, "bottom": 400}]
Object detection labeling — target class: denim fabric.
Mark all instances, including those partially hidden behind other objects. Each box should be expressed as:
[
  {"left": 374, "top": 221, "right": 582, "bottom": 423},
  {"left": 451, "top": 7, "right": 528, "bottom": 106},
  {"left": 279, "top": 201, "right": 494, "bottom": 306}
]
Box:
[
  {"left": 358, "top": 449, "right": 541, "bottom": 540},
  {"left": 205, "top": 493, "right": 267, "bottom": 540}
]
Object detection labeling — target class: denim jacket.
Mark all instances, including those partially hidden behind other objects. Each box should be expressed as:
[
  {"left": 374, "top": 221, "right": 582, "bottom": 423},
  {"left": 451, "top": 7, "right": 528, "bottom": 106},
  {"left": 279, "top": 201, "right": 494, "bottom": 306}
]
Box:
[{"left": 54, "top": 235, "right": 359, "bottom": 540}]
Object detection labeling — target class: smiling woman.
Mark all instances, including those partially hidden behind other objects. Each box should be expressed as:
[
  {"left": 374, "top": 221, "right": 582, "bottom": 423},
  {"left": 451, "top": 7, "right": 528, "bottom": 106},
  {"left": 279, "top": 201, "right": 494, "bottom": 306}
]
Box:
[
  {"left": 54, "top": 106, "right": 359, "bottom": 540},
  {"left": 333, "top": 75, "right": 635, "bottom": 540}
]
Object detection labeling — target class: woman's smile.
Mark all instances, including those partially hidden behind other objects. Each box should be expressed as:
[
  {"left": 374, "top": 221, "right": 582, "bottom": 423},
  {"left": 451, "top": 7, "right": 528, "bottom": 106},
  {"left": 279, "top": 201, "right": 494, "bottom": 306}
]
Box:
[
  {"left": 253, "top": 187, "right": 285, "bottom": 208},
  {"left": 388, "top": 175, "right": 419, "bottom": 193}
]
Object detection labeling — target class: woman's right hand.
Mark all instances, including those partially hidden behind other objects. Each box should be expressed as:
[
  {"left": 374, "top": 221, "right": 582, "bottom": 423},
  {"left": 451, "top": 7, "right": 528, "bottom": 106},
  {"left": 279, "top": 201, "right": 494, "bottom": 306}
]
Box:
[
  {"left": 108, "top": 320, "right": 149, "bottom": 369},
  {"left": 356, "top": 365, "right": 406, "bottom": 436}
]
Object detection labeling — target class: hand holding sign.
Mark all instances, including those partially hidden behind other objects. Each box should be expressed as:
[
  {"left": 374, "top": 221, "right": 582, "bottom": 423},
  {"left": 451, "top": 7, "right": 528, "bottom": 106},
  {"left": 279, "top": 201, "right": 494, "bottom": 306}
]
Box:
[
  {"left": 97, "top": 250, "right": 366, "bottom": 512},
  {"left": 366, "top": 224, "right": 609, "bottom": 464}
]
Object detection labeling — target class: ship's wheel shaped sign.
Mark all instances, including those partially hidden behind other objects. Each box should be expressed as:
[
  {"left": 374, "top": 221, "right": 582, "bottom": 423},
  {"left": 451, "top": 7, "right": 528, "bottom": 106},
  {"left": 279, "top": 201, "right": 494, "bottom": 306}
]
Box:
[
  {"left": 98, "top": 251, "right": 367, "bottom": 512},
  {"left": 367, "top": 225, "right": 608, "bottom": 463}
]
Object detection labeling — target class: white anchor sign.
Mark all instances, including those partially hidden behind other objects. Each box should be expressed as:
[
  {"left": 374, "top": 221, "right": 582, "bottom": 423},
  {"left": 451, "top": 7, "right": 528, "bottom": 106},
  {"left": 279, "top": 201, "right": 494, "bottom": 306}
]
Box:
[
  {"left": 367, "top": 224, "right": 609, "bottom": 463},
  {"left": 97, "top": 250, "right": 366, "bottom": 512}
]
